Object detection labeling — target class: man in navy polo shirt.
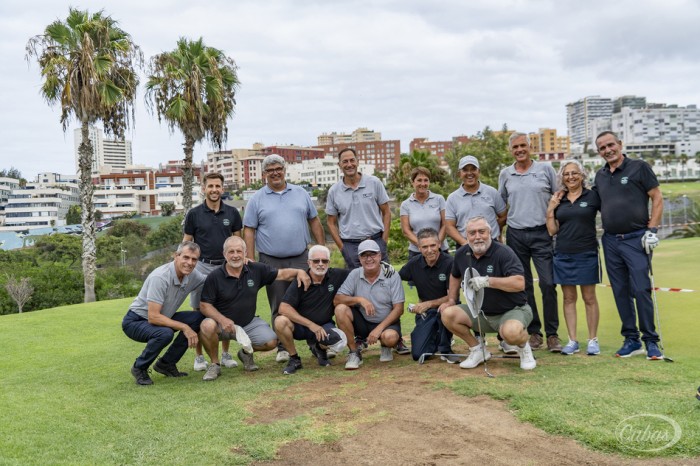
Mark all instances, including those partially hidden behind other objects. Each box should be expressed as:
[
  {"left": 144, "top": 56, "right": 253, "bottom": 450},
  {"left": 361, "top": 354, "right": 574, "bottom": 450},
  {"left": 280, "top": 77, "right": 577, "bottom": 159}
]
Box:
[
  {"left": 439, "top": 216, "right": 536, "bottom": 371},
  {"left": 198, "top": 236, "right": 310, "bottom": 381},
  {"left": 398, "top": 228, "right": 457, "bottom": 363},
  {"left": 274, "top": 245, "right": 349, "bottom": 375},
  {"left": 594, "top": 131, "right": 664, "bottom": 360},
  {"left": 183, "top": 172, "right": 242, "bottom": 372}
]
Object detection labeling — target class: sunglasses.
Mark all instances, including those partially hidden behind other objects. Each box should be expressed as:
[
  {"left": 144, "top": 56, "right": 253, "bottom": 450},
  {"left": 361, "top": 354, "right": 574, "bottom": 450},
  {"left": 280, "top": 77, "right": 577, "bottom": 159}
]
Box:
[{"left": 310, "top": 259, "right": 330, "bottom": 264}]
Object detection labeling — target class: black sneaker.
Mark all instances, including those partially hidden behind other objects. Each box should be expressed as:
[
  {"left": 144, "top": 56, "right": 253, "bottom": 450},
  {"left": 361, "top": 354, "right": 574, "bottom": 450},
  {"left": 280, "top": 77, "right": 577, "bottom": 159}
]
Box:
[
  {"left": 310, "top": 342, "right": 331, "bottom": 367},
  {"left": 394, "top": 340, "right": 411, "bottom": 355},
  {"left": 154, "top": 359, "right": 188, "bottom": 377},
  {"left": 282, "top": 356, "right": 303, "bottom": 375},
  {"left": 131, "top": 366, "right": 153, "bottom": 386},
  {"left": 355, "top": 336, "right": 368, "bottom": 351}
]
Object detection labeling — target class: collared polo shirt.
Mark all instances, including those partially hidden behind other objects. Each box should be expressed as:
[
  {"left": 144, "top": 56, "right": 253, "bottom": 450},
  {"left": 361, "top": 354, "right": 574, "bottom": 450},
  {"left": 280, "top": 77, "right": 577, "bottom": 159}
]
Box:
[
  {"left": 399, "top": 252, "right": 452, "bottom": 302},
  {"left": 129, "top": 262, "right": 206, "bottom": 319},
  {"left": 201, "top": 262, "right": 278, "bottom": 327},
  {"left": 445, "top": 182, "right": 506, "bottom": 239},
  {"left": 243, "top": 182, "right": 318, "bottom": 257},
  {"left": 337, "top": 268, "right": 405, "bottom": 323},
  {"left": 399, "top": 191, "right": 448, "bottom": 252},
  {"left": 183, "top": 202, "right": 242, "bottom": 261},
  {"left": 325, "top": 173, "right": 390, "bottom": 240},
  {"left": 498, "top": 161, "right": 557, "bottom": 229},
  {"left": 553, "top": 188, "right": 600, "bottom": 253},
  {"left": 281, "top": 268, "right": 350, "bottom": 325},
  {"left": 451, "top": 242, "right": 526, "bottom": 316},
  {"left": 593, "top": 156, "right": 659, "bottom": 235}
]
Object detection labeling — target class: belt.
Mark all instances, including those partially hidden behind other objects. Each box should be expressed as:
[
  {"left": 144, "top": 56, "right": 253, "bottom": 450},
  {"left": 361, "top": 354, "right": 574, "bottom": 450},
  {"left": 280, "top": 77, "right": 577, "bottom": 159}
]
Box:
[
  {"left": 341, "top": 231, "right": 383, "bottom": 244},
  {"left": 199, "top": 258, "right": 225, "bottom": 265},
  {"left": 510, "top": 224, "right": 547, "bottom": 232},
  {"left": 607, "top": 229, "right": 646, "bottom": 240}
]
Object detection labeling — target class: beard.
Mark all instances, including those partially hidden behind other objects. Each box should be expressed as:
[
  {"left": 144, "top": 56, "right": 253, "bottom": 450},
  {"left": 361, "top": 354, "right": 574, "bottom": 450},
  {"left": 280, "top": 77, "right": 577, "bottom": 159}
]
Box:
[{"left": 470, "top": 237, "right": 491, "bottom": 255}]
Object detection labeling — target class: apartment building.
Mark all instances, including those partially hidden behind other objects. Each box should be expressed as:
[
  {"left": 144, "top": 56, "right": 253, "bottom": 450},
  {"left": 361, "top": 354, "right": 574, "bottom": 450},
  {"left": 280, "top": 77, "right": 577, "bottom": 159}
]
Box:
[
  {"left": 284, "top": 155, "right": 376, "bottom": 187},
  {"left": 566, "top": 96, "right": 613, "bottom": 146},
  {"left": 313, "top": 140, "right": 400, "bottom": 174},
  {"left": 74, "top": 126, "right": 132, "bottom": 175},
  {"left": 317, "top": 127, "right": 382, "bottom": 145}
]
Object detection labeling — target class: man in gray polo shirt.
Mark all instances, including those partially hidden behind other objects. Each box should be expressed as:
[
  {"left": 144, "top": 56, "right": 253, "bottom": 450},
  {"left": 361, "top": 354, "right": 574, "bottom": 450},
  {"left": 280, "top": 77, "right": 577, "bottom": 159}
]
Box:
[
  {"left": 244, "top": 154, "right": 325, "bottom": 363},
  {"left": 326, "top": 148, "right": 391, "bottom": 270},
  {"left": 121, "top": 241, "right": 207, "bottom": 385},
  {"left": 334, "top": 240, "right": 405, "bottom": 369},
  {"left": 498, "top": 132, "right": 561, "bottom": 352},
  {"left": 445, "top": 155, "right": 507, "bottom": 246}
]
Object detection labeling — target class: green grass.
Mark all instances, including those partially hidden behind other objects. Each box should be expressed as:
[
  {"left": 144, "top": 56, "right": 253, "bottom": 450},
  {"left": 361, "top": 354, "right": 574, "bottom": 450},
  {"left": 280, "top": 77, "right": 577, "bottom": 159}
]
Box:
[
  {"left": 660, "top": 181, "right": 700, "bottom": 203},
  {"left": 1, "top": 239, "right": 700, "bottom": 464}
]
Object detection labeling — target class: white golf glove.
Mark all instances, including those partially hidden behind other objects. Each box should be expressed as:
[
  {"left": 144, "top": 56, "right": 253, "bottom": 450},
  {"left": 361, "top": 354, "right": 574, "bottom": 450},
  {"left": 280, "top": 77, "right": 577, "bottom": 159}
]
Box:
[
  {"left": 235, "top": 325, "right": 253, "bottom": 354},
  {"left": 381, "top": 261, "right": 395, "bottom": 278},
  {"left": 468, "top": 276, "right": 490, "bottom": 291},
  {"left": 642, "top": 230, "right": 659, "bottom": 255}
]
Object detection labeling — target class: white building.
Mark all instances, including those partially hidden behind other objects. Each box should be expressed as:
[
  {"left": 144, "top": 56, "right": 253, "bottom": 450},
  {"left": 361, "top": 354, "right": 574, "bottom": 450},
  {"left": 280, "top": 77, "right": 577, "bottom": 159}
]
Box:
[
  {"left": 284, "top": 155, "right": 376, "bottom": 187},
  {"left": 74, "top": 126, "right": 133, "bottom": 175},
  {"left": 0, "top": 176, "right": 22, "bottom": 226},
  {"left": 317, "top": 127, "right": 382, "bottom": 146},
  {"left": 206, "top": 143, "right": 265, "bottom": 189},
  {"left": 566, "top": 96, "right": 613, "bottom": 146}
]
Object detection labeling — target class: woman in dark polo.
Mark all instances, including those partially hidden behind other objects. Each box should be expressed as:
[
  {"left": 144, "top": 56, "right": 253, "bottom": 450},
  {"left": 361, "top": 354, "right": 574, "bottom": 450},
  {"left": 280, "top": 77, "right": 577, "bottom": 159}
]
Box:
[{"left": 546, "top": 159, "right": 601, "bottom": 356}]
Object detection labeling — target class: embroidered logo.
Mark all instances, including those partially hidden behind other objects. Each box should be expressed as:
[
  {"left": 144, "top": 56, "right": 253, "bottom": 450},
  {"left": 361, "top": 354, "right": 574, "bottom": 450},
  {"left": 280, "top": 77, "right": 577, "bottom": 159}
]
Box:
[
  {"left": 579, "top": 202, "right": 588, "bottom": 207},
  {"left": 328, "top": 284, "right": 335, "bottom": 293},
  {"left": 487, "top": 265, "right": 494, "bottom": 274},
  {"left": 223, "top": 219, "right": 230, "bottom": 226},
  {"left": 621, "top": 176, "right": 629, "bottom": 185},
  {"left": 439, "top": 273, "right": 447, "bottom": 281},
  {"left": 247, "top": 279, "right": 255, "bottom": 287}
]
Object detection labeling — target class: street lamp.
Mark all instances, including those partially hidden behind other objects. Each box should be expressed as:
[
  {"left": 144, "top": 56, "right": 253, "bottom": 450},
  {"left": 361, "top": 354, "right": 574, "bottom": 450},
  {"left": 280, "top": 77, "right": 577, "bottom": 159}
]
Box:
[{"left": 682, "top": 194, "right": 688, "bottom": 225}]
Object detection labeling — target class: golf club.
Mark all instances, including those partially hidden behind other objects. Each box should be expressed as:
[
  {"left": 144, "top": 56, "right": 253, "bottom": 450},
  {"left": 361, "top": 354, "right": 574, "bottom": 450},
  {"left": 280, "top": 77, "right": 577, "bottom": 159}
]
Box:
[
  {"left": 417, "top": 352, "right": 470, "bottom": 364},
  {"left": 464, "top": 266, "right": 494, "bottom": 378},
  {"left": 647, "top": 252, "right": 674, "bottom": 363}
]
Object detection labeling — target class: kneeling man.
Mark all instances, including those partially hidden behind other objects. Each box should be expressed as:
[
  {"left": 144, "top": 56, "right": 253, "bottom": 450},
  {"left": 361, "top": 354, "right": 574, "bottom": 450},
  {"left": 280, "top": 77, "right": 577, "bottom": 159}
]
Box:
[
  {"left": 199, "top": 236, "right": 309, "bottom": 380},
  {"left": 439, "top": 216, "right": 536, "bottom": 370},
  {"left": 275, "top": 245, "right": 349, "bottom": 374}
]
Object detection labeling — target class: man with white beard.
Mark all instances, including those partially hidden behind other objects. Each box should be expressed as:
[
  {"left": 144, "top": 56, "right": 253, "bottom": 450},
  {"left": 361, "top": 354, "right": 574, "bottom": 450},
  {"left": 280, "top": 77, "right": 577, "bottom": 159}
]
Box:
[{"left": 439, "top": 216, "right": 537, "bottom": 370}]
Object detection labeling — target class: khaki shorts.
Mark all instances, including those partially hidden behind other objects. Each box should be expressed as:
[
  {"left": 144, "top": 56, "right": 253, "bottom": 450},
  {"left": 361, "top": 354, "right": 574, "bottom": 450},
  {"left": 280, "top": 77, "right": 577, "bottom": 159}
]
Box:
[{"left": 458, "top": 304, "right": 533, "bottom": 333}]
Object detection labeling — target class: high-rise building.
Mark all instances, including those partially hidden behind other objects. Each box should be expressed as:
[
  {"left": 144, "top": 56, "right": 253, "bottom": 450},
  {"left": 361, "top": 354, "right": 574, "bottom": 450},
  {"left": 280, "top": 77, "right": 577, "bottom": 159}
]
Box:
[
  {"left": 317, "top": 127, "right": 382, "bottom": 145},
  {"left": 613, "top": 95, "right": 647, "bottom": 113},
  {"left": 566, "top": 96, "right": 613, "bottom": 146},
  {"left": 74, "top": 126, "right": 133, "bottom": 175}
]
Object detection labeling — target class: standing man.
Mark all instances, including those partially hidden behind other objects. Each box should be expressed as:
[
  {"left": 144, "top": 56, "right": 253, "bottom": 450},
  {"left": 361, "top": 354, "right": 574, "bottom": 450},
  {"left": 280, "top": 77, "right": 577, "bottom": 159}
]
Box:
[
  {"left": 274, "top": 245, "right": 349, "bottom": 375},
  {"left": 198, "top": 236, "right": 310, "bottom": 381},
  {"left": 398, "top": 228, "right": 458, "bottom": 363},
  {"left": 334, "top": 240, "right": 405, "bottom": 369},
  {"left": 122, "top": 241, "right": 206, "bottom": 385},
  {"left": 243, "top": 154, "right": 325, "bottom": 363},
  {"left": 439, "top": 217, "right": 536, "bottom": 371},
  {"left": 183, "top": 172, "right": 242, "bottom": 372},
  {"left": 498, "top": 133, "right": 561, "bottom": 352},
  {"left": 445, "top": 155, "right": 507, "bottom": 246},
  {"left": 594, "top": 131, "right": 664, "bottom": 359},
  {"left": 326, "top": 148, "right": 391, "bottom": 269}
]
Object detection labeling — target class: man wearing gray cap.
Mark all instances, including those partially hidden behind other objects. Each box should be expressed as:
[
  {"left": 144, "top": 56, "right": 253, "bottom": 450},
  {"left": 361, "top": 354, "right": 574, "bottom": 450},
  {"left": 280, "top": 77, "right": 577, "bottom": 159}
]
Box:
[
  {"left": 445, "top": 155, "right": 507, "bottom": 246},
  {"left": 243, "top": 154, "right": 325, "bottom": 363},
  {"left": 334, "top": 239, "right": 405, "bottom": 369}
]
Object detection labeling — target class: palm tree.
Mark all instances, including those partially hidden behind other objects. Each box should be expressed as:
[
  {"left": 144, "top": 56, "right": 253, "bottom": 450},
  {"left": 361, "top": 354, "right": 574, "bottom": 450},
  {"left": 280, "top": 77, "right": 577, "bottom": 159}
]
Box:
[
  {"left": 146, "top": 38, "right": 239, "bottom": 213},
  {"left": 26, "top": 8, "right": 142, "bottom": 302},
  {"left": 679, "top": 153, "right": 688, "bottom": 180}
]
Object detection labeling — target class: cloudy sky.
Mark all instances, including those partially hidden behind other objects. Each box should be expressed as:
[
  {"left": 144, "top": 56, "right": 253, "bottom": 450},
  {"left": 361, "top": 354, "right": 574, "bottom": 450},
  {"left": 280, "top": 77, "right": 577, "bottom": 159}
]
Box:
[{"left": 2, "top": 0, "right": 700, "bottom": 180}]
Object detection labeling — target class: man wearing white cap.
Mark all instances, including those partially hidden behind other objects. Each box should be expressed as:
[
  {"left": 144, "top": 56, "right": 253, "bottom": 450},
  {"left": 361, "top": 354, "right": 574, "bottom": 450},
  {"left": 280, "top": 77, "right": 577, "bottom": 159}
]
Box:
[
  {"left": 445, "top": 155, "right": 507, "bottom": 246},
  {"left": 334, "top": 239, "right": 405, "bottom": 369}
]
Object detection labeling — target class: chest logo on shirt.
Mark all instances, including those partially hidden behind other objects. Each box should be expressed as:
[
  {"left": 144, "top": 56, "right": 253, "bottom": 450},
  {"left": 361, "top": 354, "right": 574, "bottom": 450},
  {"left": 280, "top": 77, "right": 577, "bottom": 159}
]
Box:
[
  {"left": 362, "top": 193, "right": 373, "bottom": 198},
  {"left": 579, "top": 202, "right": 588, "bottom": 208},
  {"left": 328, "top": 284, "right": 335, "bottom": 293},
  {"left": 223, "top": 219, "right": 230, "bottom": 226},
  {"left": 487, "top": 265, "right": 494, "bottom": 274},
  {"left": 247, "top": 279, "right": 255, "bottom": 287},
  {"left": 438, "top": 273, "right": 447, "bottom": 282},
  {"left": 621, "top": 177, "right": 629, "bottom": 185}
]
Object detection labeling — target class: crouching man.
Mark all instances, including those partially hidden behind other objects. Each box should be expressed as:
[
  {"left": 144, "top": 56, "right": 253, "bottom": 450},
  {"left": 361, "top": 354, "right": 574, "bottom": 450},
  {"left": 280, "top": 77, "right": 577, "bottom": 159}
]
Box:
[
  {"left": 439, "top": 216, "right": 537, "bottom": 370},
  {"left": 274, "top": 245, "right": 348, "bottom": 374},
  {"left": 122, "top": 241, "right": 206, "bottom": 385}
]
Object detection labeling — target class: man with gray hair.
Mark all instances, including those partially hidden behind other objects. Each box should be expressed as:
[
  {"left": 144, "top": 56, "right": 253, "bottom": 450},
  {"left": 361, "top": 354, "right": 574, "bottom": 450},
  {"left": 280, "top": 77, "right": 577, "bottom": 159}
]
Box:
[
  {"left": 122, "top": 241, "right": 207, "bottom": 385},
  {"left": 274, "top": 245, "right": 349, "bottom": 375},
  {"left": 498, "top": 132, "right": 561, "bottom": 352},
  {"left": 243, "top": 154, "right": 325, "bottom": 363}
]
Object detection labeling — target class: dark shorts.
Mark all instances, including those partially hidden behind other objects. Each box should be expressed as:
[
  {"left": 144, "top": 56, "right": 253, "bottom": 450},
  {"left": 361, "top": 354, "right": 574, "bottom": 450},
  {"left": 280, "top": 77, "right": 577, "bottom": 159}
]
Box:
[
  {"left": 553, "top": 250, "right": 601, "bottom": 285},
  {"left": 351, "top": 306, "right": 401, "bottom": 338}
]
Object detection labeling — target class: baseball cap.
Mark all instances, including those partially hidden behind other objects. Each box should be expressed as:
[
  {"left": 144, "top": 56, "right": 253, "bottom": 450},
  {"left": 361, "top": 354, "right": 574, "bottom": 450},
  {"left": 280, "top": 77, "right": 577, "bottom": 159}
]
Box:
[
  {"left": 357, "top": 239, "right": 381, "bottom": 256},
  {"left": 458, "top": 155, "right": 480, "bottom": 170}
]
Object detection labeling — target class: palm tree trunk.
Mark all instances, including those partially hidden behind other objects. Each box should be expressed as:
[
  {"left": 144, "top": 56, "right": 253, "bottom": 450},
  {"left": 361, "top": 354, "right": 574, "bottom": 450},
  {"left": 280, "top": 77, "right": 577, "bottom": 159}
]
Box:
[
  {"left": 182, "top": 135, "right": 195, "bottom": 215},
  {"left": 78, "top": 121, "right": 97, "bottom": 302}
]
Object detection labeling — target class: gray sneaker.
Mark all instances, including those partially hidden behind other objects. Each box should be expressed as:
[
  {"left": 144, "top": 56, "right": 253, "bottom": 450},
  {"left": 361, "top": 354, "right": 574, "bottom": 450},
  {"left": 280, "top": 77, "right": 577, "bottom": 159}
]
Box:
[
  {"left": 440, "top": 354, "right": 462, "bottom": 364},
  {"left": 238, "top": 349, "right": 259, "bottom": 372},
  {"left": 345, "top": 350, "right": 363, "bottom": 370},
  {"left": 221, "top": 351, "right": 239, "bottom": 368},
  {"left": 379, "top": 346, "right": 393, "bottom": 362},
  {"left": 275, "top": 350, "right": 290, "bottom": 363},
  {"left": 193, "top": 354, "right": 208, "bottom": 372},
  {"left": 202, "top": 363, "right": 221, "bottom": 381}
]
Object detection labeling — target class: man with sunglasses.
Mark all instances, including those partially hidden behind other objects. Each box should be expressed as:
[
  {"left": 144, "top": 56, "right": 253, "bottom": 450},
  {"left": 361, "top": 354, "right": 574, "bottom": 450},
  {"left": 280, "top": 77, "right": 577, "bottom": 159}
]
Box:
[
  {"left": 274, "top": 245, "right": 349, "bottom": 375},
  {"left": 243, "top": 154, "right": 325, "bottom": 364},
  {"left": 334, "top": 240, "right": 405, "bottom": 369}
]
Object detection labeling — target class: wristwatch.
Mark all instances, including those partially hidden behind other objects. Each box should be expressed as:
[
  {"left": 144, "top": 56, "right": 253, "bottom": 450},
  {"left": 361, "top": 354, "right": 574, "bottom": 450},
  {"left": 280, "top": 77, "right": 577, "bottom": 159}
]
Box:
[{"left": 649, "top": 227, "right": 658, "bottom": 233}]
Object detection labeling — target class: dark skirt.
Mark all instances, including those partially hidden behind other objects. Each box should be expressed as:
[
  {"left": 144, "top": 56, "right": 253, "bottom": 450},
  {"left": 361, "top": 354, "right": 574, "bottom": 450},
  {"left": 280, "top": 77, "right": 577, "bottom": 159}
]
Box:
[{"left": 553, "top": 250, "right": 601, "bottom": 285}]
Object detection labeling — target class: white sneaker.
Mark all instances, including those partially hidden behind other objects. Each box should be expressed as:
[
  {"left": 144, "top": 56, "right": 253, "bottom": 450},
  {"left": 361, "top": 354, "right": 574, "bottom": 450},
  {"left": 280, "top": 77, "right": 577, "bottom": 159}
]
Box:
[
  {"left": 193, "top": 355, "right": 208, "bottom": 372},
  {"left": 459, "top": 345, "right": 492, "bottom": 369},
  {"left": 221, "top": 351, "right": 239, "bottom": 368},
  {"left": 499, "top": 340, "right": 519, "bottom": 355},
  {"left": 379, "top": 346, "right": 393, "bottom": 362},
  {"left": 326, "top": 348, "right": 337, "bottom": 359},
  {"left": 235, "top": 325, "right": 253, "bottom": 354},
  {"left": 345, "top": 351, "right": 363, "bottom": 370},
  {"left": 276, "top": 350, "right": 290, "bottom": 363},
  {"left": 517, "top": 342, "right": 537, "bottom": 370}
]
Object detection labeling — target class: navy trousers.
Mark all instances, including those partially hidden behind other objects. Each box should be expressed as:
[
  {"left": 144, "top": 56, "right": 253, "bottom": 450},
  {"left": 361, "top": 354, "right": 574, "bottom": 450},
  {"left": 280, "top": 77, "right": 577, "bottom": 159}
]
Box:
[
  {"left": 602, "top": 231, "right": 658, "bottom": 342},
  {"left": 122, "top": 310, "right": 204, "bottom": 370},
  {"left": 410, "top": 309, "right": 453, "bottom": 361}
]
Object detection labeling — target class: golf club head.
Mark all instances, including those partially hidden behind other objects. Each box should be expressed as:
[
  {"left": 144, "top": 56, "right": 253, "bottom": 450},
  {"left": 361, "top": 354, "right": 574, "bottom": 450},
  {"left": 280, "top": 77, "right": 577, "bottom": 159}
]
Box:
[{"left": 418, "top": 353, "right": 432, "bottom": 364}]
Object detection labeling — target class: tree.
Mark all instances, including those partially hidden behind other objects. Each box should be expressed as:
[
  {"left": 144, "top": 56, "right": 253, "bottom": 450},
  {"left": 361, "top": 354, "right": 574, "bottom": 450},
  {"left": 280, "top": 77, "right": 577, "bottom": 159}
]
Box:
[
  {"left": 160, "top": 202, "right": 175, "bottom": 216},
  {"left": 4, "top": 275, "right": 34, "bottom": 313},
  {"left": 679, "top": 153, "right": 688, "bottom": 180},
  {"left": 386, "top": 150, "right": 450, "bottom": 200},
  {"left": 146, "top": 37, "right": 239, "bottom": 213},
  {"left": 445, "top": 125, "right": 512, "bottom": 187},
  {"left": 66, "top": 204, "right": 81, "bottom": 225},
  {"left": 27, "top": 8, "right": 142, "bottom": 303}
]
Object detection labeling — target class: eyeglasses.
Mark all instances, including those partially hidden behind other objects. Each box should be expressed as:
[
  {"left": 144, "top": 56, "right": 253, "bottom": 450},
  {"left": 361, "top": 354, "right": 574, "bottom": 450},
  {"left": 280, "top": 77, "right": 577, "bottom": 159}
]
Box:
[
  {"left": 562, "top": 172, "right": 581, "bottom": 178},
  {"left": 359, "top": 251, "right": 379, "bottom": 259},
  {"left": 310, "top": 259, "right": 330, "bottom": 264},
  {"left": 265, "top": 167, "right": 284, "bottom": 174}
]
